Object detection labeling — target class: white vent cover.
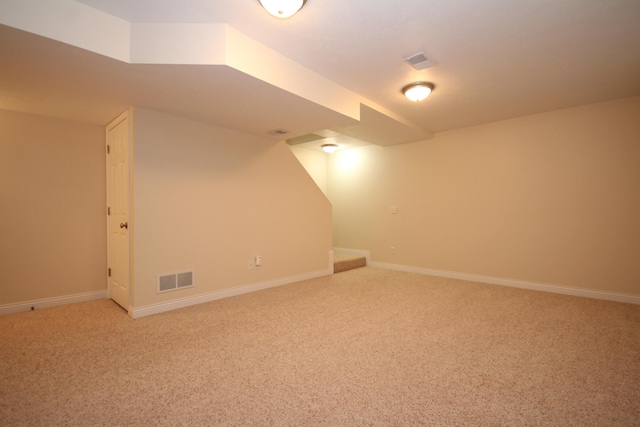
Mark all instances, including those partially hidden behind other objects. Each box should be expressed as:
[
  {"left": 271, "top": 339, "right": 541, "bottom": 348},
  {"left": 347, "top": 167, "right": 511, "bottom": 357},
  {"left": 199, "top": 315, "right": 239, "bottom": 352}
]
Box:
[
  {"left": 157, "top": 271, "right": 194, "bottom": 293},
  {"left": 404, "top": 52, "right": 435, "bottom": 70}
]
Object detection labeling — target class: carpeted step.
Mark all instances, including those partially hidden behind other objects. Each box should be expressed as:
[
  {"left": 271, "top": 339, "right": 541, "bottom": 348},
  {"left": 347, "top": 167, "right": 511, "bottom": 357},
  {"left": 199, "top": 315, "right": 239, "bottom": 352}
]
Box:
[{"left": 333, "top": 252, "right": 367, "bottom": 273}]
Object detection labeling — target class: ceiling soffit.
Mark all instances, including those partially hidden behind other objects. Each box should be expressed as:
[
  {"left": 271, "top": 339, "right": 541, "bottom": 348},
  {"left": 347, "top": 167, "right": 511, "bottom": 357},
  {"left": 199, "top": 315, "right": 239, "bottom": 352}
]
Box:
[{"left": 0, "top": 0, "right": 432, "bottom": 145}]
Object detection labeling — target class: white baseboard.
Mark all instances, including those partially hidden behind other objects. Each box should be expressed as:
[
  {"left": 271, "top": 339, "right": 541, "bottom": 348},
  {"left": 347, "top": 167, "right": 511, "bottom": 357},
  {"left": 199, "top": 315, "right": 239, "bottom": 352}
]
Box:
[
  {"left": 131, "top": 267, "right": 333, "bottom": 319},
  {"left": 332, "top": 247, "right": 371, "bottom": 265},
  {"left": 0, "top": 290, "right": 108, "bottom": 316},
  {"left": 369, "top": 261, "right": 640, "bottom": 305}
]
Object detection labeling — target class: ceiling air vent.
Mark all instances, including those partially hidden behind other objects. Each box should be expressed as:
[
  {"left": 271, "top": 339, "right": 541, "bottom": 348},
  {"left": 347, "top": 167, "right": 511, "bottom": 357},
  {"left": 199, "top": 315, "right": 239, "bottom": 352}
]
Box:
[
  {"left": 404, "top": 52, "right": 435, "bottom": 70},
  {"left": 286, "top": 133, "right": 324, "bottom": 146},
  {"left": 267, "top": 129, "right": 290, "bottom": 137}
]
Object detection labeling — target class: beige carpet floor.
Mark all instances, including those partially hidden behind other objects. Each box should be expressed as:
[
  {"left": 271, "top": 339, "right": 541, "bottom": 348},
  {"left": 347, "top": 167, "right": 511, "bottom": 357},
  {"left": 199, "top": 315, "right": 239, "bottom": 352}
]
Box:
[{"left": 1, "top": 267, "right": 639, "bottom": 426}]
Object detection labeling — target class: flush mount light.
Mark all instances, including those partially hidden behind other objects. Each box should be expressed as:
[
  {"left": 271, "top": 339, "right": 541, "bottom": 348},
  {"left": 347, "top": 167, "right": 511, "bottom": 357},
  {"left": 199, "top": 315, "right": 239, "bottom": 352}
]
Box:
[
  {"left": 321, "top": 143, "right": 339, "bottom": 153},
  {"left": 402, "top": 82, "right": 434, "bottom": 102},
  {"left": 259, "top": 0, "right": 307, "bottom": 19}
]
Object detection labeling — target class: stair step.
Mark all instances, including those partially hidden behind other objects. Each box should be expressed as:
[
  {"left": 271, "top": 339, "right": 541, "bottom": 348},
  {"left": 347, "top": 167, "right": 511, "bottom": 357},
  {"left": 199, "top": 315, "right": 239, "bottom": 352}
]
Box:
[{"left": 333, "top": 252, "right": 367, "bottom": 273}]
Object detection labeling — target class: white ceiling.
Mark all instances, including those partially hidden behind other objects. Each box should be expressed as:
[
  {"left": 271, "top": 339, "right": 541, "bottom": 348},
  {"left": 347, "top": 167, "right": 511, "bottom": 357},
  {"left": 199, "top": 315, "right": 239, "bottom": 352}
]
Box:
[{"left": 1, "top": 0, "right": 639, "bottom": 149}]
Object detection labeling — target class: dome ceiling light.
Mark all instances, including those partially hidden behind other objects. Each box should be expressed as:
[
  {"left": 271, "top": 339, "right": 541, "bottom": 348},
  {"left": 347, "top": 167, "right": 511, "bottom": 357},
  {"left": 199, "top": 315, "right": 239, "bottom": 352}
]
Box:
[
  {"left": 402, "top": 82, "right": 435, "bottom": 102},
  {"left": 259, "top": 0, "right": 307, "bottom": 19},
  {"left": 321, "top": 143, "right": 339, "bottom": 153}
]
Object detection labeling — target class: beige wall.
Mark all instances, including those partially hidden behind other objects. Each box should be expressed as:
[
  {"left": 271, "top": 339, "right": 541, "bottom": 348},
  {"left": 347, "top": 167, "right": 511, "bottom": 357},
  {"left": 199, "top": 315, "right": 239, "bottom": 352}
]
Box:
[
  {"left": 328, "top": 97, "right": 640, "bottom": 295},
  {"left": 132, "top": 108, "right": 332, "bottom": 308},
  {"left": 0, "top": 109, "right": 106, "bottom": 305},
  {"left": 4, "top": 95, "right": 637, "bottom": 308},
  {"left": 289, "top": 145, "right": 328, "bottom": 195}
]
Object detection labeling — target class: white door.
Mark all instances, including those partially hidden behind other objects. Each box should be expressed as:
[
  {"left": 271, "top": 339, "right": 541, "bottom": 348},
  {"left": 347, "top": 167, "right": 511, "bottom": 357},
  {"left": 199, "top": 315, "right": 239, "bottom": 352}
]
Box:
[{"left": 106, "top": 111, "right": 131, "bottom": 311}]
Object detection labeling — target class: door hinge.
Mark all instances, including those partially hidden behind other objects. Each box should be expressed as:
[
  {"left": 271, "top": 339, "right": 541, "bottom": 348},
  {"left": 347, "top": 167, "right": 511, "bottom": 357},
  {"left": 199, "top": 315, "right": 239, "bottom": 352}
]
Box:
[
  {"left": 107, "top": 206, "right": 111, "bottom": 215},
  {"left": 107, "top": 144, "right": 110, "bottom": 154},
  {"left": 108, "top": 268, "right": 111, "bottom": 277}
]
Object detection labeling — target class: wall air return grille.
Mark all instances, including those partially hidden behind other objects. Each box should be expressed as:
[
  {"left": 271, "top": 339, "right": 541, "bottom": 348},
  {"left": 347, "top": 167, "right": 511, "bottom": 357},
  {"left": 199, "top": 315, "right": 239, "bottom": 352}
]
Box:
[{"left": 157, "top": 271, "right": 194, "bottom": 293}]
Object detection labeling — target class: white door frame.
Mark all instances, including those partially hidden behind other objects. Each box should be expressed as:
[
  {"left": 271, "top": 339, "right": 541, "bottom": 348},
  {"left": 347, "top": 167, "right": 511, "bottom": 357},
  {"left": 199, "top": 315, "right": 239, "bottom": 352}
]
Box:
[{"left": 106, "top": 109, "right": 133, "bottom": 313}]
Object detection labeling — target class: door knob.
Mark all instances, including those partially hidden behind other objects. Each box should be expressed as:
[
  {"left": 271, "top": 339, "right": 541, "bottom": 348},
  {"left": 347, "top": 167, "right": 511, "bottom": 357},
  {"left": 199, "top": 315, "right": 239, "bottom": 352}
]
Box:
[{"left": 120, "top": 222, "right": 128, "bottom": 229}]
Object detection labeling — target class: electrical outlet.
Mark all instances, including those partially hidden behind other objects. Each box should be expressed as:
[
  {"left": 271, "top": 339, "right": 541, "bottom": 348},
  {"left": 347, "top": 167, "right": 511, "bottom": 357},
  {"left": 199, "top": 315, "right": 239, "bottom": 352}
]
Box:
[
  {"left": 248, "top": 260, "right": 255, "bottom": 270},
  {"left": 390, "top": 246, "right": 396, "bottom": 254}
]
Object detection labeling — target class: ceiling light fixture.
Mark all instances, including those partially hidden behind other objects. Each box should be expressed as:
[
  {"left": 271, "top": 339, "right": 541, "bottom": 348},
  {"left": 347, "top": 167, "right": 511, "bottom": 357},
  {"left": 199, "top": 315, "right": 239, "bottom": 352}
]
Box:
[
  {"left": 321, "top": 143, "right": 339, "bottom": 153},
  {"left": 259, "top": 0, "right": 307, "bottom": 19},
  {"left": 402, "top": 82, "right": 434, "bottom": 102}
]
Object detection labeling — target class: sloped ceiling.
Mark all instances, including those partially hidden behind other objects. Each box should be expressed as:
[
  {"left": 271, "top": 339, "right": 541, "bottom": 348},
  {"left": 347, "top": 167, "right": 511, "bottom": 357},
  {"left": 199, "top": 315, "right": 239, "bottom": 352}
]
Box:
[{"left": 1, "top": 0, "right": 639, "bottom": 149}]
